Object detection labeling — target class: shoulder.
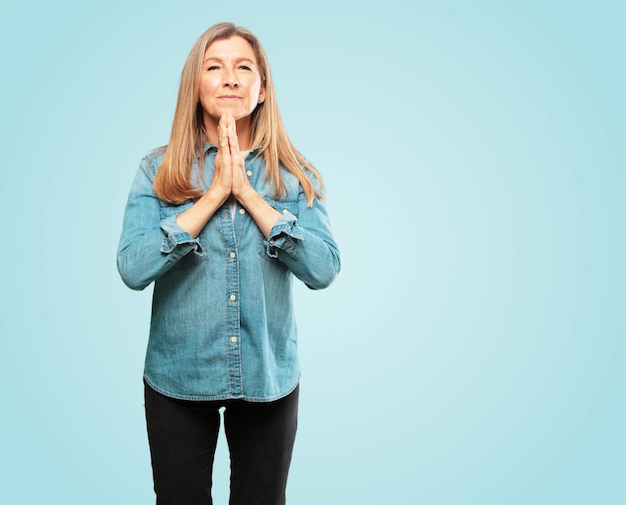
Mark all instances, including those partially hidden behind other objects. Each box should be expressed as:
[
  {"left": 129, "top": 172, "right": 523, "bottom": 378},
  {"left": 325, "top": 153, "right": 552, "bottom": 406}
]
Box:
[
  {"left": 140, "top": 146, "right": 167, "bottom": 177},
  {"left": 297, "top": 155, "right": 325, "bottom": 195},
  {"left": 278, "top": 164, "right": 301, "bottom": 191}
]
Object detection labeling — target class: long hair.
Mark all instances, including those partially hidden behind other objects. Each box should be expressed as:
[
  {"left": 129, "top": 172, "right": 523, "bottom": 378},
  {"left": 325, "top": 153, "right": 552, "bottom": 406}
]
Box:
[{"left": 153, "top": 22, "right": 324, "bottom": 205}]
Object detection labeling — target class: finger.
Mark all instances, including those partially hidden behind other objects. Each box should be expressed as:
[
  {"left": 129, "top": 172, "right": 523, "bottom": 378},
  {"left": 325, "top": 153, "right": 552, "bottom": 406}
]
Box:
[
  {"left": 218, "top": 114, "right": 230, "bottom": 150},
  {"left": 218, "top": 121, "right": 234, "bottom": 175},
  {"left": 221, "top": 114, "right": 237, "bottom": 151}
]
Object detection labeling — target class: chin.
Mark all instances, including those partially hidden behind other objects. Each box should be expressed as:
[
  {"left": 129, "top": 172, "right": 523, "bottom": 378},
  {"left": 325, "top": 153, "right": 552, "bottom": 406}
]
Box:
[{"left": 204, "top": 107, "right": 253, "bottom": 124}]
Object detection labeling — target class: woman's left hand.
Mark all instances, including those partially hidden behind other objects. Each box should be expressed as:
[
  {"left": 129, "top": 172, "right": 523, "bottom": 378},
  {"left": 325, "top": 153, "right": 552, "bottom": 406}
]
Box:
[{"left": 218, "top": 113, "right": 253, "bottom": 199}]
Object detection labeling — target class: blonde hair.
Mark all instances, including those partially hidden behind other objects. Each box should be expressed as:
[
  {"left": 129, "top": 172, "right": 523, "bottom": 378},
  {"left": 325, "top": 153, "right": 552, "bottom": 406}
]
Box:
[{"left": 153, "top": 22, "right": 324, "bottom": 205}]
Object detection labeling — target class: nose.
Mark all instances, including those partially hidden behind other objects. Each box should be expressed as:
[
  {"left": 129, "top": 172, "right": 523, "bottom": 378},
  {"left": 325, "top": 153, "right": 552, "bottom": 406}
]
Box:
[{"left": 223, "top": 68, "right": 238, "bottom": 87}]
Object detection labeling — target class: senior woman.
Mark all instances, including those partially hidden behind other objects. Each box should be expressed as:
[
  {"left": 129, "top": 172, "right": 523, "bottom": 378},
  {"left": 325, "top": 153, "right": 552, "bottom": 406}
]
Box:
[{"left": 117, "top": 22, "right": 340, "bottom": 505}]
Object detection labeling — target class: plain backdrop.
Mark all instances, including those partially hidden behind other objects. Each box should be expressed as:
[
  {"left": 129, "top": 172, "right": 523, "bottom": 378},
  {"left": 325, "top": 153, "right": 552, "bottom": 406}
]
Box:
[{"left": 1, "top": 1, "right": 624, "bottom": 504}]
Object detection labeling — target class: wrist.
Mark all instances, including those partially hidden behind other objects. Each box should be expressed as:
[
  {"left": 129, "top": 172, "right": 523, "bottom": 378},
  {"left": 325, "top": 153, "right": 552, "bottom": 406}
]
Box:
[
  {"left": 233, "top": 184, "right": 257, "bottom": 204},
  {"left": 207, "top": 184, "right": 230, "bottom": 206}
]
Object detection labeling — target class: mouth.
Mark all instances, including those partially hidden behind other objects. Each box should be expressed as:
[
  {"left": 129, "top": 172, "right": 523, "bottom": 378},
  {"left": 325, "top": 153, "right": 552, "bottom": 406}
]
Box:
[{"left": 218, "top": 95, "right": 241, "bottom": 100}]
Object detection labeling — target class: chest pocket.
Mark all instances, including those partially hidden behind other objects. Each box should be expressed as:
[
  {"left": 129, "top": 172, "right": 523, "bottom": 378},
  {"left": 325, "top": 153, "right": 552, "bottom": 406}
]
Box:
[
  {"left": 160, "top": 200, "right": 209, "bottom": 271},
  {"left": 269, "top": 199, "right": 299, "bottom": 218},
  {"left": 258, "top": 198, "right": 299, "bottom": 265}
]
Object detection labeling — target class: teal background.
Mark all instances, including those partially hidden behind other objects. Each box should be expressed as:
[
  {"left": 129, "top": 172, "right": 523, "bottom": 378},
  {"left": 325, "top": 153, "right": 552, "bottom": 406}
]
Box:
[{"left": 1, "top": 1, "right": 624, "bottom": 503}]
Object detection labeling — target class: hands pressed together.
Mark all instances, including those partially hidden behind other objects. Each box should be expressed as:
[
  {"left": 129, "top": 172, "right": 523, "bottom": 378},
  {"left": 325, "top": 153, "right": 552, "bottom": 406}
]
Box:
[
  {"left": 176, "top": 113, "right": 281, "bottom": 239},
  {"left": 211, "top": 113, "right": 253, "bottom": 204}
]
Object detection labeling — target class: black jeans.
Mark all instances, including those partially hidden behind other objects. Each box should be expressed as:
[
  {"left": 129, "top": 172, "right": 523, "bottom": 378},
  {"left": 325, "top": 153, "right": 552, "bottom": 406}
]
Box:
[{"left": 144, "top": 381, "right": 299, "bottom": 505}]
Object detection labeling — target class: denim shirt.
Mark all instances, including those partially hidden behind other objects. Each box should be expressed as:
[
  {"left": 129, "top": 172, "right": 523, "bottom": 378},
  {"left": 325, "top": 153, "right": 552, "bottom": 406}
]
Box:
[{"left": 117, "top": 144, "right": 340, "bottom": 402}]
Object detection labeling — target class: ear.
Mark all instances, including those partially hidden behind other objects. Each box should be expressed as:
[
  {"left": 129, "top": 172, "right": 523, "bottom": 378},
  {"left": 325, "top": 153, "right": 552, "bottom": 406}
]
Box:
[{"left": 258, "top": 85, "right": 266, "bottom": 104}]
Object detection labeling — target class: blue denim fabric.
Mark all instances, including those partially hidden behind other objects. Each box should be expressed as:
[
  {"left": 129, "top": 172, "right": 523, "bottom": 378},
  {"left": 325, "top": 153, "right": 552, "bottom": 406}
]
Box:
[{"left": 117, "top": 144, "right": 340, "bottom": 401}]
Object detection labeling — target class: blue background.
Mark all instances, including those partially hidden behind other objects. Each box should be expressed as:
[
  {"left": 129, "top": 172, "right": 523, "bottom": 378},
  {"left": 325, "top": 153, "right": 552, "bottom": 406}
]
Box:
[{"left": 1, "top": 1, "right": 624, "bottom": 503}]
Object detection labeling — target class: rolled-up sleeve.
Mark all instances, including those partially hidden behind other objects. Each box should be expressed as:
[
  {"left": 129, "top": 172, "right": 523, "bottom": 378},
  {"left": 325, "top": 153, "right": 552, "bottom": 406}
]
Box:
[
  {"left": 159, "top": 214, "right": 203, "bottom": 254},
  {"left": 261, "top": 178, "right": 340, "bottom": 290},
  {"left": 263, "top": 212, "right": 303, "bottom": 259},
  {"left": 117, "top": 154, "right": 202, "bottom": 290}
]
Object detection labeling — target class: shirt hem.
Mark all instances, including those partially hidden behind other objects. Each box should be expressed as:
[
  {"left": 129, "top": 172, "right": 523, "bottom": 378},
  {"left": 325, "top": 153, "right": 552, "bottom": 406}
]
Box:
[{"left": 143, "top": 374, "right": 301, "bottom": 403}]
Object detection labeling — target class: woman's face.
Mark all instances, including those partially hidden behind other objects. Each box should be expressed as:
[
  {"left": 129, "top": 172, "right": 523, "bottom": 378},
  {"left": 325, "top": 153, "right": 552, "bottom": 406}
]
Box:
[{"left": 198, "top": 36, "right": 266, "bottom": 128}]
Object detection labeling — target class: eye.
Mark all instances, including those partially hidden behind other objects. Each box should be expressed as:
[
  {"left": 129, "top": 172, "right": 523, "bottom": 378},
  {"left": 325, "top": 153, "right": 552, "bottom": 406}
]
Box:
[
  {"left": 238, "top": 65, "right": 252, "bottom": 71},
  {"left": 206, "top": 65, "right": 220, "bottom": 71}
]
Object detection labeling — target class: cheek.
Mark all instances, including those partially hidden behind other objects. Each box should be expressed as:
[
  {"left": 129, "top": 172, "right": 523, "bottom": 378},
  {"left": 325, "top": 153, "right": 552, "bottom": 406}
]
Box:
[
  {"left": 251, "top": 82, "right": 263, "bottom": 101},
  {"left": 198, "top": 78, "right": 216, "bottom": 101}
]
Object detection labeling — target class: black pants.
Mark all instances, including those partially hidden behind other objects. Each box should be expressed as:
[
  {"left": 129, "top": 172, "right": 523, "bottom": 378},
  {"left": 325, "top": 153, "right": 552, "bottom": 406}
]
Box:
[{"left": 144, "top": 381, "right": 299, "bottom": 505}]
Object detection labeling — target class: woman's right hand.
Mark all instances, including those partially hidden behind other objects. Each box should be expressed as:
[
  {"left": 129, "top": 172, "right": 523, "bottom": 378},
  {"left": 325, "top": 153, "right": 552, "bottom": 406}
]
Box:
[{"left": 175, "top": 115, "right": 236, "bottom": 237}]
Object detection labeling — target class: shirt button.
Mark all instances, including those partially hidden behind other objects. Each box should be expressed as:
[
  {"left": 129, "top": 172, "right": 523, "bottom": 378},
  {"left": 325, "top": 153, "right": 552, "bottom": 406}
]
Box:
[
  {"left": 231, "top": 336, "right": 237, "bottom": 344},
  {"left": 230, "top": 251, "right": 236, "bottom": 259},
  {"left": 246, "top": 170, "right": 252, "bottom": 177},
  {"left": 230, "top": 294, "right": 236, "bottom": 302},
  {"left": 239, "top": 208, "right": 246, "bottom": 215},
  {"left": 282, "top": 209, "right": 289, "bottom": 214},
  {"left": 269, "top": 239, "right": 275, "bottom": 244}
]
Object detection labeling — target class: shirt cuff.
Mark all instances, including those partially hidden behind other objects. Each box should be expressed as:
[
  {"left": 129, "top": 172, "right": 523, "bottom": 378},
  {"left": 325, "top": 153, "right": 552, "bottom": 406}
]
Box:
[
  {"left": 263, "top": 212, "right": 303, "bottom": 259},
  {"left": 159, "top": 215, "right": 204, "bottom": 255}
]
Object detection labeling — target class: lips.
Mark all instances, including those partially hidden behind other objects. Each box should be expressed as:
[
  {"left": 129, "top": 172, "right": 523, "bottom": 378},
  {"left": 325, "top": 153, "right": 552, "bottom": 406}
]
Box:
[{"left": 218, "top": 95, "right": 241, "bottom": 100}]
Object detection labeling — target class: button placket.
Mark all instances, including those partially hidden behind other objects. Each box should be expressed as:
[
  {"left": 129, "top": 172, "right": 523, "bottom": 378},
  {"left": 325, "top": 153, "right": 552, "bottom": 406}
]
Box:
[{"left": 219, "top": 200, "right": 243, "bottom": 396}]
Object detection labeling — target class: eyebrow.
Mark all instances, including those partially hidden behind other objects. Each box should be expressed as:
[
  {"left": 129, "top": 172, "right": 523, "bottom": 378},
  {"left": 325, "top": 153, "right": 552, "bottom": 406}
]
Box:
[{"left": 203, "top": 56, "right": 256, "bottom": 65}]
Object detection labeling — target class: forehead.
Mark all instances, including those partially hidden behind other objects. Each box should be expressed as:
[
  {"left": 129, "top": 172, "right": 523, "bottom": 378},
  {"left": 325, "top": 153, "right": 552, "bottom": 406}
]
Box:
[{"left": 204, "top": 36, "right": 257, "bottom": 62}]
